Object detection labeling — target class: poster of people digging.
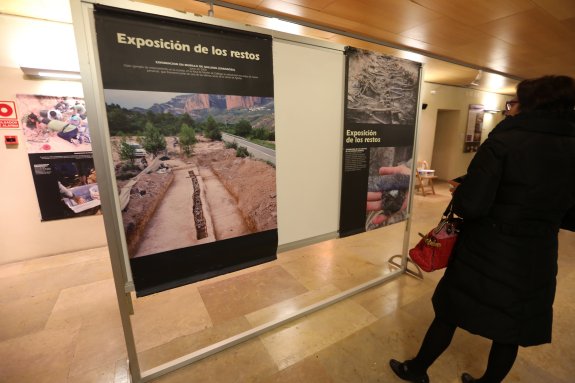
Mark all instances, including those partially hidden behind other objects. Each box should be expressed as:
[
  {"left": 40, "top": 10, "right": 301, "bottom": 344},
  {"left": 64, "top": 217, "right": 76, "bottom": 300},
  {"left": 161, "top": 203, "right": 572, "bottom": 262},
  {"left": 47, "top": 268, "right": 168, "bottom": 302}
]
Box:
[
  {"left": 16, "top": 94, "right": 100, "bottom": 221},
  {"left": 94, "top": 6, "right": 277, "bottom": 295}
]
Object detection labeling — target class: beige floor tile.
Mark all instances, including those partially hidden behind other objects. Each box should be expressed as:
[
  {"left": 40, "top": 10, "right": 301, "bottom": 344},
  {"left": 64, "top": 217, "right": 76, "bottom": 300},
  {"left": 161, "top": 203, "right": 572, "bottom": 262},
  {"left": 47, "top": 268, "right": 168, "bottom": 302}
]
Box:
[
  {"left": 131, "top": 283, "right": 213, "bottom": 352},
  {"left": 506, "top": 354, "right": 570, "bottom": 383},
  {"left": 245, "top": 283, "right": 342, "bottom": 327},
  {"left": 315, "top": 326, "right": 393, "bottom": 383},
  {"left": 255, "top": 356, "right": 334, "bottom": 383},
  {"left": 198, "top": 265, "right": 308, "bottom": 325},
  {"left": 68, "top": 321, "right": 127, "bottom": 377},
  {"left": 318, "top": 309, "right": 465, "bottom": 383},
  {"left": 114, "top": 358, "right": 131, "bottom": 383},
  {"left": 0, "top": 326, "right": 80, "bottom": 383},
  {"left": 0, "top": 261, "right": 24, "bottom": 278},
  {"left": 45, "top": 278, "right": 120, "bottom": 330},
  {"left": 368, "top": 310, "right": 431, "bottom": 360},
  {"left": 280, "top": 245, "right": 391, "bottom": 292},
  {"left": 67, "top": 362, "right": 116, "bottom": 383},
  {"left": 0, "top": 290, "right": 59, "bottom": 342},
  {"left": 0, "top": 256, "right": 111, "bottom": 304},
  {"left": 149, "top": 337, "right": 278, "bottom": 383},
  {"left": 137, "top": 316, "right": 252, "bottom": 372},
  {"left": 20, "top": 247, "right": 110, "bottom": 274},
  {"left": 351, "top": 273, "right": 437, "bottom": 318},
  {"left": 260, "top": 298, "right": 377, "bottom": 370},
  {"left": 66, "top": 357, "right": 130, "bottom": 383},
  {"left": 397, "top": 289, "right": 435, "bottom": 320},
  {"left": 336, "top": 223, "right": 407, "bottom": 259}
]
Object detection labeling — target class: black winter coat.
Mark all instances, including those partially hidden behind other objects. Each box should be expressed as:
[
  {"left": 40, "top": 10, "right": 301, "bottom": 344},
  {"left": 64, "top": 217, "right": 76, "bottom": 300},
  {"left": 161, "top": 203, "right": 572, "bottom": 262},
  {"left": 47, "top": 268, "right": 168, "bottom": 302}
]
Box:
[{"left": 432, "top": 110, "right": 575, "bottom": 346}]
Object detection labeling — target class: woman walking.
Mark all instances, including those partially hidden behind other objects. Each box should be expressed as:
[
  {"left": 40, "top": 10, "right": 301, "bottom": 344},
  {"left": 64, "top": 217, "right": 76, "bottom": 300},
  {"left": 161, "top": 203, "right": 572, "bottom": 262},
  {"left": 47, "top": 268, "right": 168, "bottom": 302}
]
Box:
[{"left": 390, "top": 75, "right": 575, "bottom": 383}]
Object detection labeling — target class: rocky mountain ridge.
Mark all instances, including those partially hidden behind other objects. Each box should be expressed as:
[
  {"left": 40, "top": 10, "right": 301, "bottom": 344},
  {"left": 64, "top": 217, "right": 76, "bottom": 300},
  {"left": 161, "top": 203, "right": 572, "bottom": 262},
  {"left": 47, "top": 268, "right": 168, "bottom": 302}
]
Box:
[{"left": 138, "top": 94, "right": 272, "bottom": 115}]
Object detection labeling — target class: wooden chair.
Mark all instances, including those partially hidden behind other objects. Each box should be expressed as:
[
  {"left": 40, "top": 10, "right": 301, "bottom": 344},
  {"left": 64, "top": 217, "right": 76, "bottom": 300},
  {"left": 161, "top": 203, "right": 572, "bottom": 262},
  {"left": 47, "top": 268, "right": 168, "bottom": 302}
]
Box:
[{"left": 415, "top": 161, "right": 438, "bottom": 196}]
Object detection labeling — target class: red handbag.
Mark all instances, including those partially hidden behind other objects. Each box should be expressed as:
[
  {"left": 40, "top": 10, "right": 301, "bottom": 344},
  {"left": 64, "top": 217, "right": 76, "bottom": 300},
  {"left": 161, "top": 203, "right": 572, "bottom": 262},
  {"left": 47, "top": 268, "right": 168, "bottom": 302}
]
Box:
[{"left": 409, "top": 202, "right": 462, "bottom": 272}]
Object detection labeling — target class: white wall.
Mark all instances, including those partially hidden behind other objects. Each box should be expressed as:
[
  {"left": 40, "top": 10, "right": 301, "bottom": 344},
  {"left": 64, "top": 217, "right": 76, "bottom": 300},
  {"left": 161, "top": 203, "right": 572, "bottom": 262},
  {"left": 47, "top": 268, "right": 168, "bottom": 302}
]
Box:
[
  {"left": 0, "top": 67, "right": 107, "bottom": 264},
  {"left": 0, "top": 14, "right": 79, "bottom": 71},
  {"left": 416, "top": 82, "right": 510, "bottom": 181}
]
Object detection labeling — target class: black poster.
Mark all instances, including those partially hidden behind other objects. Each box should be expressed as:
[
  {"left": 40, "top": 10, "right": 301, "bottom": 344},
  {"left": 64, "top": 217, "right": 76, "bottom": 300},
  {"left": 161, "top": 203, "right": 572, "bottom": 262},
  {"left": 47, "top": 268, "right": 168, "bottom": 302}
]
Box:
[
  {"left": 94, "top": 6, "right": 277, "bottom": 296},
  {"left": 339, "top": 48, "right": 421, "bottom": 237}
]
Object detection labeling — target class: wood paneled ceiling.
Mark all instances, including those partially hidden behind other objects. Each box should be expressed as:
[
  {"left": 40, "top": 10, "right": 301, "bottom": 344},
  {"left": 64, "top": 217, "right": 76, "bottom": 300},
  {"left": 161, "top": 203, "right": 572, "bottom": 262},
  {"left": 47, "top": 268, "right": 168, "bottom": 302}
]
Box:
[
  {"left": 4, "top": 0, "right": 575, "bottom": 94},
  {"left": 136, "top": 0, "right": 575, "bottom": 95}
]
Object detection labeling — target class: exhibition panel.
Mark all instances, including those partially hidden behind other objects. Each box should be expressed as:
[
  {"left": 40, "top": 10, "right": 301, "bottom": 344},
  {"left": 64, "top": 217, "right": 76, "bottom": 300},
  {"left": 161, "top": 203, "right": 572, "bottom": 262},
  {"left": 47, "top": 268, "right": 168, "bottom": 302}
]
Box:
[{"left": 70, "top": 0, "right": 418, "bottom": 381}]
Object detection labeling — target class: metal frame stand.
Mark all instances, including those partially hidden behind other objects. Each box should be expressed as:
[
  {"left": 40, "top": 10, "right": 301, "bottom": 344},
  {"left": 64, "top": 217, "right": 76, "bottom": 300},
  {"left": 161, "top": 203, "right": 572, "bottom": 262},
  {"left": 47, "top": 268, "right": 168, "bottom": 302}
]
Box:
[
  {"left": 69, "top": 0, "right": 425, "bottom": 381},
  {"left": 388, "top": 254, "right": 423, "bottom": 280}
]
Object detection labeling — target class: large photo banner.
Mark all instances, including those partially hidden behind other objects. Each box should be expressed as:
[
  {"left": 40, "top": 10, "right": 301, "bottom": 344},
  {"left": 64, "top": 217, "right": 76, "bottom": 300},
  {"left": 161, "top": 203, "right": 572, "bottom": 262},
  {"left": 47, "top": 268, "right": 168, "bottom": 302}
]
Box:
[
  {"left": 16, "top": 94, "right": 100, "bottom": 221},
  {"left": 339, "top": 48, "right": 421, "bottom": 237},
  {"left": 93, "top": 6, "right": 277, "bottom": 296}
]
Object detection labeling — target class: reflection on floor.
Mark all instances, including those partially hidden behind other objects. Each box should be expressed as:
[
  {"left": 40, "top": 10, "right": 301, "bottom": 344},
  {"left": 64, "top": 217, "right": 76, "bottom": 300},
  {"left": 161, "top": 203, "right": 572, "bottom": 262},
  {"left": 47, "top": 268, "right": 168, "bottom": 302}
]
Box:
[{"left": 1, "top": 182, "right": 574, "bottom": 383}]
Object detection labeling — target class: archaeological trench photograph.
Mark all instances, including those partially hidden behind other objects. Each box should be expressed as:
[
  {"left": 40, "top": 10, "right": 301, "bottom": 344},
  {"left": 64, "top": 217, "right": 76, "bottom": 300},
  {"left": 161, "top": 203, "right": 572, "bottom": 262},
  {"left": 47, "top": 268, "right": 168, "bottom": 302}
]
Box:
[{"left": 104, "top": 89, "right": 277, "bottom": 258}]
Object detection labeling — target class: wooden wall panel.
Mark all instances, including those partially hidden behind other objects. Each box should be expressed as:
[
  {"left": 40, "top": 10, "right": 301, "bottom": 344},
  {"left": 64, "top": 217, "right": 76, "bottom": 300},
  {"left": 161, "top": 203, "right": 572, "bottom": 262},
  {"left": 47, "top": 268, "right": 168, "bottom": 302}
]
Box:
[{"left": 129, "top": 0, "right": 575, "bottom": 85}]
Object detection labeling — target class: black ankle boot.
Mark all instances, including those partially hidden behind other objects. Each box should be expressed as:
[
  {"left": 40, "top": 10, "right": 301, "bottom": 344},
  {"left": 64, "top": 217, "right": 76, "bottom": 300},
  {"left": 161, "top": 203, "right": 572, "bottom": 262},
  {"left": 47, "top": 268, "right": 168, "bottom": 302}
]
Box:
[
  {"left": 389, "top": 359, "right": 430, "bottom": 383},
  {"left": 461, "top": 372, "right": 476, "bottom": 382}
]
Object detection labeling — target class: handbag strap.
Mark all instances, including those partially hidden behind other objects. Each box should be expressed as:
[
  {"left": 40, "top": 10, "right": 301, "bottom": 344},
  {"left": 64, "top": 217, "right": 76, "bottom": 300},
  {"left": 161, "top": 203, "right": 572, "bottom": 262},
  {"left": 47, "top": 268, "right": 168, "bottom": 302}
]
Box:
[{"left": 442, "top": 200, "right": 454, "bottom": 219}]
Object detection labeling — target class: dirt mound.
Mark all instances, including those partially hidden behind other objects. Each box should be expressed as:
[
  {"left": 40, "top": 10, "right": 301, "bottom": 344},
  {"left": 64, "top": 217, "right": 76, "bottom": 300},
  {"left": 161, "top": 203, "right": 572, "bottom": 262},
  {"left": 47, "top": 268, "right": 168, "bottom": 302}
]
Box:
[
  {"left": 118, "top": 171, "right": 175, "bottom": 255},
  {"left": 197, "top": 145, "right": 277, "bottom": 232}
]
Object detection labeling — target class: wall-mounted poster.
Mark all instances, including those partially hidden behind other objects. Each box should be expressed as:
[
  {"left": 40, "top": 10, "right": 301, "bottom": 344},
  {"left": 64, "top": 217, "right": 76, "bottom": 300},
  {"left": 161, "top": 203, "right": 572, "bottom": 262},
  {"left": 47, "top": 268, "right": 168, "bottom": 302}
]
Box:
[
  {"left": 339, "top": 47, "right": 421, "bottom": 237},
  {"left": 464, "top": 104, "right": 484, "bottom": 153},
  {"left": 16, "top": 94, "right": 100, "bottom": 221},
  {"left": 93, "top": 6, "right": 277, "bottom": 296}
]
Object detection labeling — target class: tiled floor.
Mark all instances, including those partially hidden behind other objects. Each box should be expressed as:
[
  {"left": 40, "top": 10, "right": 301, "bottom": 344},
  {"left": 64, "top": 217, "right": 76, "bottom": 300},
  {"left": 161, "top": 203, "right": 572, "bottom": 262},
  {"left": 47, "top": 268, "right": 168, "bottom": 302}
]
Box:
[{"left": 1, "top": 182, "right": 574, "bottom": 382}]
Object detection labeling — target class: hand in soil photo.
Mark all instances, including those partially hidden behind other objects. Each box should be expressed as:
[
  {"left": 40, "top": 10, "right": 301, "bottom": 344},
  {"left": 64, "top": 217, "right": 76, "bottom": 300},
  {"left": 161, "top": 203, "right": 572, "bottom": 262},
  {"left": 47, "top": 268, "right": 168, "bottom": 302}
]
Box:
[{"left": 366, "top": 146, "right": 412, "bottom": 230}]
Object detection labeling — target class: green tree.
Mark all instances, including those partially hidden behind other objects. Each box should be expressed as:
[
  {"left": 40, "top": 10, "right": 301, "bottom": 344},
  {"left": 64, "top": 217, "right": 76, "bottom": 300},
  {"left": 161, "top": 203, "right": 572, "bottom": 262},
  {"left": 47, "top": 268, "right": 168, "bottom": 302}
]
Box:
[
  {"left": 235, "top": 119, "right": 252, "bottom": 137},
  {"left": 203, "top": 115, "right": 222, "bottom": 141},
  {"left": 155, "top": 112, "right": 178, "bottom": 136},
  {"left": 142, "top": 121, "right": 166, "bottom": 158},
  {"left": 179, "top": 123, "right": 197, "bottom": 157},
  {"left": 251, "top": 127, "right": 269, "bottom": 140},
  {"left": 236, "top": 146, "right": 250, "bottom": 158},
  {"left": 179, "top": 113, "right": 195, "bottom": 128},
  {"left": 106, "top": 105, "right": 131, "bottom": 136},
  {"left": 119, "top": 137, "right": 136, "bottom": 164}
]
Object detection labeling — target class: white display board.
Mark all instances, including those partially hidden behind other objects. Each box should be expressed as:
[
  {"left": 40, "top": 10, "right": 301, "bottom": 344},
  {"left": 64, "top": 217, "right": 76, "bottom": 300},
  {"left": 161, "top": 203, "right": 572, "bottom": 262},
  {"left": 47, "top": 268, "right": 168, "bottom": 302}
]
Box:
[{"left": 274, "top": 39, "right": 345, "bottom": 246}]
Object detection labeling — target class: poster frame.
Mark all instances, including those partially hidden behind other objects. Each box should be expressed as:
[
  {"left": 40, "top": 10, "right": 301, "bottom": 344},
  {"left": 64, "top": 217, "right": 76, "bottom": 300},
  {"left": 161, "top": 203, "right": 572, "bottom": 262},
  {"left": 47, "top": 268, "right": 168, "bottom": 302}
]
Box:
[
  {"left": 92, "top": 3, "right": 278, "bottom": 297},
  {"left": 70, "top": 0, "right": 420, "bottom": 381},
  {"left": 339, "top": 47, "right": 422, "bottom": 237},
  {"left": 464, "top": 104, "right": 485, "bottom": 153}
]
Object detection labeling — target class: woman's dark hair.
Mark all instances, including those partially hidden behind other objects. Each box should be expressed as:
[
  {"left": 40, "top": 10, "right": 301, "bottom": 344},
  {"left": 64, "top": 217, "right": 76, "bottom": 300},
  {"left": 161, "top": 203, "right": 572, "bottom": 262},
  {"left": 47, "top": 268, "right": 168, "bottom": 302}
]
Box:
[{"left": 516, "top": 75, "right": 575, "bottom": 112}]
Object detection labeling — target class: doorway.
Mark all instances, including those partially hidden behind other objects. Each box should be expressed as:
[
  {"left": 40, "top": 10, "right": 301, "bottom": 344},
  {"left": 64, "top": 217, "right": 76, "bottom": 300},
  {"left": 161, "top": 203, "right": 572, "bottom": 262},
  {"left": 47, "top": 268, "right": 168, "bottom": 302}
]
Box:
[{"left": 430, "top": 109, "right": 461, "bottom": 180}]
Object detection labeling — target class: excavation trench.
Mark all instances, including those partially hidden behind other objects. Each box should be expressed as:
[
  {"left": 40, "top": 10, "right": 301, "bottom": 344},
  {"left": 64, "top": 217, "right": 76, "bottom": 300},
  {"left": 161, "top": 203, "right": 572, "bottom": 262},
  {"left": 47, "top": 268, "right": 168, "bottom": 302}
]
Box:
[{"left": 133, "top": 158, "right": 250, "bottom": 258}]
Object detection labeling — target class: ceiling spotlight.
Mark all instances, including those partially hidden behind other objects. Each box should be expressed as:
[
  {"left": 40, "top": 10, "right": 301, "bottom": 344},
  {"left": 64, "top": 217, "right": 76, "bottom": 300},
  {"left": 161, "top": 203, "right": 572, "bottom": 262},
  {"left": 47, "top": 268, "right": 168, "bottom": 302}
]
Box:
[
  {"left": 20, "top": 67, "right": 81, "bottom": 81},
  {"left": 470, "top": 70, "right": 483, "bottom": 86}
]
